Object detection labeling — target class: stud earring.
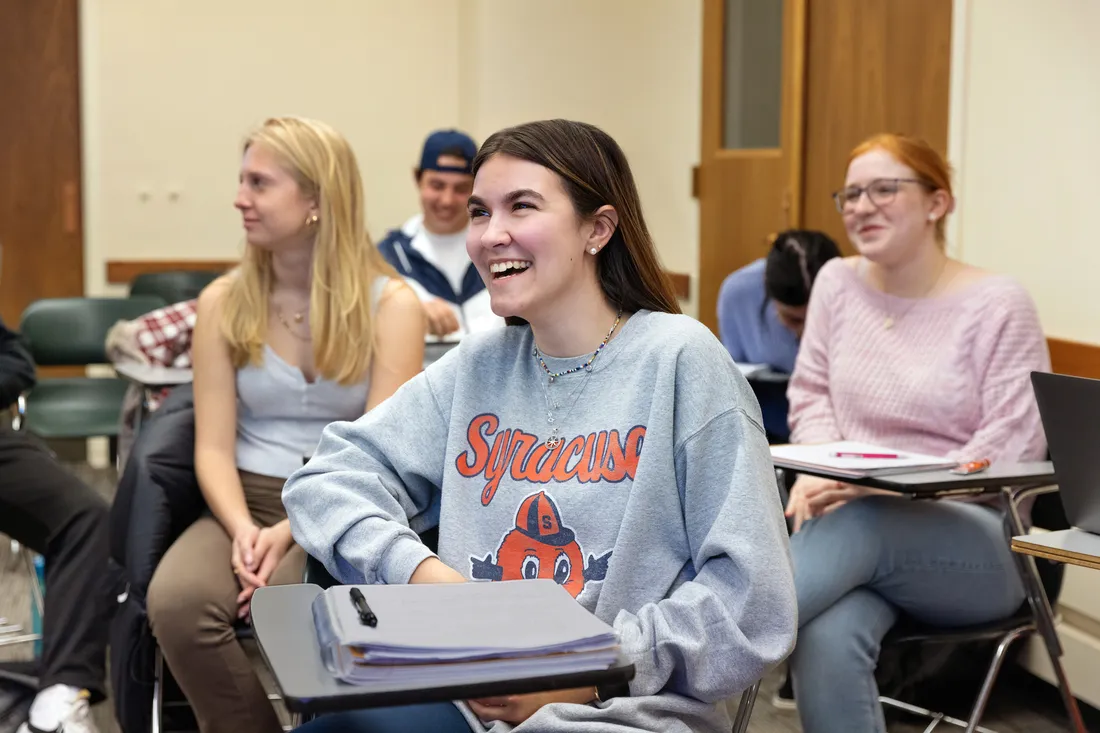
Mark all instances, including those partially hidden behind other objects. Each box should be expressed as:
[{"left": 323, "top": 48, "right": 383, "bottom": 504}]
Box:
[
  {"left": 928, "top": 213, "right": 937, "bottom": 221},
  {"left": 590, "top": 247, "right": 598, "bottom": 255},
  {"left": 306, "top": 213, "right": 319, "bottom": 226}
]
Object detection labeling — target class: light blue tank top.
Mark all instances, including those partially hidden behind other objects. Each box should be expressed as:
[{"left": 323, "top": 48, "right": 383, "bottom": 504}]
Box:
[{"left": 235, "top": 277, "right": 387, "bottom": 478}]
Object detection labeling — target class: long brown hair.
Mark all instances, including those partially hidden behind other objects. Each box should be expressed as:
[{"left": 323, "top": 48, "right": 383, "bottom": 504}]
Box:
[{"left": 472, "top": 119, "right": 680, "bottom": 324}]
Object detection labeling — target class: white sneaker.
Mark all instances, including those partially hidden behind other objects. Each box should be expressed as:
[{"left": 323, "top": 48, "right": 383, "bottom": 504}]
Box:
[{"left": 16, "top": 685, "right": 98, "bottom": 733}]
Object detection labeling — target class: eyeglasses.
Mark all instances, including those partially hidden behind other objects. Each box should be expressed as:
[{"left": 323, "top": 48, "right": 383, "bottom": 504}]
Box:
[{"left": 832, "top": 178, "right": 931, "bottom": 214}]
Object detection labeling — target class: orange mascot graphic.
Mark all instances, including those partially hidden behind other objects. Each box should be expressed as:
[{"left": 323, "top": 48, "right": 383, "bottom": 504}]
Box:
[{"left": 470, "top": 491, "right": 612, "bottom": 599}]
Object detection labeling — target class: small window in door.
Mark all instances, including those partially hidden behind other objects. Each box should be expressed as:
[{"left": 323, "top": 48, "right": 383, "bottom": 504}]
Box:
[{"left": 723, "top": 0, "right": 785, "bottom": 149}]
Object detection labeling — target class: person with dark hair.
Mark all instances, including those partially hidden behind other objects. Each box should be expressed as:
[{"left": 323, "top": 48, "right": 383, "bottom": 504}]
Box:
[
  {"left": 0, "top": 316, "right": 109, "bottom": 733},
  {"left": 285, "top": 119, "right": 796, "bottom": 733},
  {"left": 716, "top": 230, "right": 840, "bottom": 441},
  {"left": 378, "top": 129, "right": 504, "bottom": 340}
]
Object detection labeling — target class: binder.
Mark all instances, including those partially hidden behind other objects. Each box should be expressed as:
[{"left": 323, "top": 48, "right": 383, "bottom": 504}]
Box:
[{"left": 312, "top": 579, "right": 621, "bottom": 685}]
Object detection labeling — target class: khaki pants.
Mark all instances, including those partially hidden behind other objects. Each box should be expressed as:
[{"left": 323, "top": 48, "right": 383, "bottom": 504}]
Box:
[{"left": 148, "top": 470, "right": 306, "bottom": 733}]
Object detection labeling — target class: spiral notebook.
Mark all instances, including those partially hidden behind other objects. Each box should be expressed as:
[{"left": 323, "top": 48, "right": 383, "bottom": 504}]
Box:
[{"left": 312, "top": 579, "right": 620, "bottom": 685}]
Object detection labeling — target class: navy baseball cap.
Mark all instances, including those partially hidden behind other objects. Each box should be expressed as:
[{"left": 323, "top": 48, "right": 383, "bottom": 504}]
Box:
[{"left": 418, "top": 129, "right": 477, "bottom": 175}]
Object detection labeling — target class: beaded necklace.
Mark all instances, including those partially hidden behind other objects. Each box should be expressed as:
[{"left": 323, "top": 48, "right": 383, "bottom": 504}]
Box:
[
  {"left": 533, "top": 309, "right": 622, "bottom": 383},
  {"left": 533, "top": 308, "right": 623, "bottom": 448}
]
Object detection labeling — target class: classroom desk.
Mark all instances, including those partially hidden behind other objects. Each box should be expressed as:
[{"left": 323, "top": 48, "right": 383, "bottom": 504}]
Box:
[
  {"left": 1012, "top": 529, "right": 1100, "bottom": 572},
  {"left": 771, "top": 458, "right": 1086, "bottom": 733},
  {"left": 737, "top": 364, "right": 790, "bottom": 384},
  {"left": 772, "top": 460, "right": 1056, "bottom": 497},
  {"left": 250, "top": 583, "right": 636, "bottom": 715},
  {"left": 424, "top": 338, "right": 461, "bottom": 369},
  {"left": 114, "top": 363, "right": 194, "bottom": 387},
  {"left": 113, "top": 363, "right": 193, "bottom": 434}
]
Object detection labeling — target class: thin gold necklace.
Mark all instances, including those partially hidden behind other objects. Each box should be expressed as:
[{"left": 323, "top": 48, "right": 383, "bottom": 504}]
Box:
[{"left": 274, "top": 304, "right": 311, "bottom": 341}]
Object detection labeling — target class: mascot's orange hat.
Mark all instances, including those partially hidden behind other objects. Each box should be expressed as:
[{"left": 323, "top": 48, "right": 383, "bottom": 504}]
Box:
[{"left": 514, "top": 491, "right": 576, "bottom": 546}]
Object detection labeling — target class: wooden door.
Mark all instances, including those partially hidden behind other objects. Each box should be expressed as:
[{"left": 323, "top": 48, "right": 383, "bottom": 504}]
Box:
[
  {"left": 697, "top": 0, "right": 806, "bottom": 333},
  {"left": 800, "top": 0, "right": 953, "bottom": 251},
  {"left": 0, "top": 0, "right": 85, "bottom": 327}
]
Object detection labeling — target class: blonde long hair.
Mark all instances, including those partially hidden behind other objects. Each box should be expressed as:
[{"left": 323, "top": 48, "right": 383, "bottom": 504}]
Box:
[{"left": 222, "top": 116, "right": 396, "bottom": 384}]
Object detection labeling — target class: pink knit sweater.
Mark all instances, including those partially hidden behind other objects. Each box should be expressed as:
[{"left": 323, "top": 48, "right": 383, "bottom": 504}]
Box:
[{"left": 788, "top": 258, "right": 1050, "bottom": 465}]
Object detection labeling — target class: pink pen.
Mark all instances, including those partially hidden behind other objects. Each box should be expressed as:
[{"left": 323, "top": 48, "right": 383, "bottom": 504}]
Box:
[{"left": 831, "top": 451, "right": 901, "bottom": 459}]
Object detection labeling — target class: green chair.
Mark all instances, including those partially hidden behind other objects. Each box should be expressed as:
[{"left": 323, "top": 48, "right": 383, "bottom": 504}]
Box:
[
  {"left": 16, "top": 296, "right": 167, "bottom": 450},
  {"left": 129, "top": 270, "right": 221, "bottom": 305}
]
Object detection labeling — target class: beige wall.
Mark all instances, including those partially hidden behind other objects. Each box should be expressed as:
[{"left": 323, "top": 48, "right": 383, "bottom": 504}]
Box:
[
  {"left": 457, "top": 0, "right": 702, "bottom": 308},
  {"left": 80, "top": 0, "right": 462, "bottom": 295},
  {"left": 949, "top": 0, "right": 1100, "bottom": 344},
  {"left": 79, "top": 0, "right": 703, "bottom": 313}
]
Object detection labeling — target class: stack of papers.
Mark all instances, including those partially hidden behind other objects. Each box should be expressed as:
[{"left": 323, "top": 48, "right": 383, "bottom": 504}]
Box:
[
  {"left": 734, "top": 362, "right": 790, "bottom": 383},
  {"left": 312, "top": 580, "right": 620, "bottom": 686},
  {"left": 770, "top": 441, "right": 957, "bottom": 479},
  {"left": 735, "top": 362, "right": 770, "bottom": 378}
]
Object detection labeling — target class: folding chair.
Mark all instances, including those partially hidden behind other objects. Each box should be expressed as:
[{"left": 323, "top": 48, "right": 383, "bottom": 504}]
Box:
[
  {"left": 16, "top": 295, "right": 166, "bottom": 463},
  {"left": 877, "top": 485, "right": 1079, "bottom": 733}
]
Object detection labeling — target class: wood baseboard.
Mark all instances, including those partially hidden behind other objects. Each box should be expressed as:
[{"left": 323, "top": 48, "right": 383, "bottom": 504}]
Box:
[
  {"left": 106, "top": 260, "right": 235, "bottom": 285},
  {"left": 105, "top": 259, "right": 694, "bottom": 300}
]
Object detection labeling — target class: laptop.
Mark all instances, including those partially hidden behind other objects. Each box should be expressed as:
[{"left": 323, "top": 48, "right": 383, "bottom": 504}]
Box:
[{"left": 1031, "top": 371, "right": 1100, "bottom": 533}]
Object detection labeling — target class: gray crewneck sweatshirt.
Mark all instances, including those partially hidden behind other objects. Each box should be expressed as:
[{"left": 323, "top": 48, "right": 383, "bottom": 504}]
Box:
[{"left": 284, "top": 310, "right": 796, "bottom": 732}]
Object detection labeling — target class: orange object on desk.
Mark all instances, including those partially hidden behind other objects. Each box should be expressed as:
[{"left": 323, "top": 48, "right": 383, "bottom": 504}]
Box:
[{"left": 950, "top": 459, "right": 990, "bottom": 475}]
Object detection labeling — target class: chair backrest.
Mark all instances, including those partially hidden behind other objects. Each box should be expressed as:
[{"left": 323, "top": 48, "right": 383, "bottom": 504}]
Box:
[
  {"left": 129, "top": 270, "right": 221, "bottom": 305},
  {"left": 20, "top": 295, "right": 166, "bottom": 366}
]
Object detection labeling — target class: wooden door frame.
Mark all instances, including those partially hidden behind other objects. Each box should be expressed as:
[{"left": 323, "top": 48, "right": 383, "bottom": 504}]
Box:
[
  {"left": 701, "top": 0, "right": 806, "bottom": 222},
  {"left": 697, "top": 0, "right": 807, "bottom": 331},
  {"left": 0, "top": 0, "right": 85, "bottom": 325}
]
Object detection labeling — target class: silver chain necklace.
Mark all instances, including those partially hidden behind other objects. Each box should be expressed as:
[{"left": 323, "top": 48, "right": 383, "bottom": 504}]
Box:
[
  {"left": 533, "top": 310, "right": 623, "bottom": 448},
  {"left": 539, "top": 372, "right": 595, "bottom": 449}
]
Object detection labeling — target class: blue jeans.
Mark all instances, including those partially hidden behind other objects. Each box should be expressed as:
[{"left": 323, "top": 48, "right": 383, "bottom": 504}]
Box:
[
  {"left": 789, "top": 496, "right": 1025, "bottom": 733},
  {"left": 295, "top": 702, "right": 472, "bottom": 733}
]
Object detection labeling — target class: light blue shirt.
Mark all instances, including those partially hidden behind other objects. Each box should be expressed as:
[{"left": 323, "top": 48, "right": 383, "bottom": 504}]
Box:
[
  {"left": 716, "top": 259, "right": 799, "bottom": 439},
  {"left": 235, "top": 278, "right": 386, "bottom": 478},
  {"left": 716, "top": 259, "right": 799, "bottom": 373},
  {"left": 235, "top": 345, "right": 370, "bottom": 479}
]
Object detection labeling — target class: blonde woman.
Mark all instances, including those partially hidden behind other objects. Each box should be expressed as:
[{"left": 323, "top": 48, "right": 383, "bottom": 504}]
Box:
[{"left": 146, "top": 117, "right": 425, "bottom": 733}]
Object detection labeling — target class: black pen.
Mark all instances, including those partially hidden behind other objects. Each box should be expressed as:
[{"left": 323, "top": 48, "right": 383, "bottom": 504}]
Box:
[{"left": 349, "top": 587, "right": 377, "bottom": 627}]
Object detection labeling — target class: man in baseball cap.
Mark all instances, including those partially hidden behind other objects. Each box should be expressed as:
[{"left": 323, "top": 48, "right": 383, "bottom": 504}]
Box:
[{"left": 378, "top": 130, "right": 502, "bottom": 343}]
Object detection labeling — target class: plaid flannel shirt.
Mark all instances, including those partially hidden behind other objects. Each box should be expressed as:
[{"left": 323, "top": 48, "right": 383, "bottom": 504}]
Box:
[{"left": 129, "top": 299, "right": 197, "bottom": 410}]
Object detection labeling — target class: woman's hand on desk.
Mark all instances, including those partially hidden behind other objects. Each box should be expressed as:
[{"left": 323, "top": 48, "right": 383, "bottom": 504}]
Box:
[{"left": 468, "top": 687, "right": 597, "bottom": 725}]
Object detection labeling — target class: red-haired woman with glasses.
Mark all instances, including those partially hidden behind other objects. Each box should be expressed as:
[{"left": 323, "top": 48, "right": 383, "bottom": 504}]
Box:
[{"left": 781, "top": 133, "right": 1049, "bottom": 732}]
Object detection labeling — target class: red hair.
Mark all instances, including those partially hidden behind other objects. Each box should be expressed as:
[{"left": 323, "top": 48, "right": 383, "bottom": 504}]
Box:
[{"left": 849, "top": 133, "right": 954, "bottom": 242}]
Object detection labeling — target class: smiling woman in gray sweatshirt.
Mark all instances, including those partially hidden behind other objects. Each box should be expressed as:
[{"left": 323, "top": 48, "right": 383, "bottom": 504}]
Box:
[{"left": 284, "top": 119, "right": 796, "bottom": 733}]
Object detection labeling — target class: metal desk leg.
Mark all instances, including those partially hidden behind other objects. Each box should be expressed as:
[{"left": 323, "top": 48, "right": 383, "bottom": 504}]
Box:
[{"left": 1000, "top": 487, "right": 1086, "bottom": 733}]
